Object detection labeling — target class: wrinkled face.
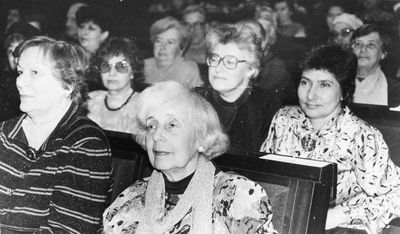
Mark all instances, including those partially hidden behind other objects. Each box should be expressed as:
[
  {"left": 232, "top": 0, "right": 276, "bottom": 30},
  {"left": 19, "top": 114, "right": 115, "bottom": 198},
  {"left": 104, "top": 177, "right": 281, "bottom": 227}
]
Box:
[
  {"left": 7, "top": 41, "right": 20, "bottom": 71},
  {"left": 208, "top": 43, "right": 254, "bottom": 100},
  {"left": 78, "top": 21, "right": 108, "bottom": 53},
  {"left": 100, "top": 55, "right": 133, "bottom": 93},
  {"left": 332, "top": 23, "right": 354, "bottom": 46},
  {"left": 153, "top": 28, "right": 182, "bottom": 67},
  {"left": 183, "top": 12, "right": 206, "bottom": 45},
  {"left": 298, "top": 69, "right": 342, "bottom": 125},
  {"left": 145, "top": 102, "right": 199, "bottom": 178},
  {"left": 16, "top": 47, "right": 71, "bottom": 118},
  {"left": 275, "top": 1, "right": 291, "bottom": 23},
  {"left": 326, "top": 6, "right": 344, "bottom": 31},
  {"left": 351, "top": 32, "right": 385, "bottom": 71}
]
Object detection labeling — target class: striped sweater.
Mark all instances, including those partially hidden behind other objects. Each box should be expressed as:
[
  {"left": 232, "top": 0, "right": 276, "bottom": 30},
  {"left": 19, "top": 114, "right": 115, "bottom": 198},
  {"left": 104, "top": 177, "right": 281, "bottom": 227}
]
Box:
[{"left": 0, "top": 104, "right": 112, "bottom": 233}]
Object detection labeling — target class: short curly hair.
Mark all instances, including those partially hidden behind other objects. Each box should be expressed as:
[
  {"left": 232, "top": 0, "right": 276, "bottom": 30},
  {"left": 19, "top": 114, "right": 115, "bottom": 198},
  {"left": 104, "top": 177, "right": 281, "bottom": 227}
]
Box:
[
  {"left": 133, "top": 81, "right": 229, "bottom": 160},
  {"left": 76, "top": 5, "right": 110, "bottom": 32},
  {"left": 301, "top": 44, "right": 357, "bottom": 107},
  {"left": 206, "top": 23, "right": 262, "bottom": 70},
  {"left": 15, "top": 36, "right": 89, "bottom": 105},
  {"left": 93, "top": 37, "right": 144, "bottom": 82},
  {"left": 150, "top": 16, "right": 191, "bottom": 51}
]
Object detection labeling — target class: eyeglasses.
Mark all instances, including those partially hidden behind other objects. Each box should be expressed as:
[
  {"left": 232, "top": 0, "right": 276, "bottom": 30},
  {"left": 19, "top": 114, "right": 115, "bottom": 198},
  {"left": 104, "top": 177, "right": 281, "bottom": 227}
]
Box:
[
  {"left": 183, "top": 21, "right": 205, "bottom": 30},
  {"left": 351, "top": 41, "right": 381, "bottom": 51},
  {"left": 206, "top": 53, "right": 247, "bottom": 70},
  {"left": 331, "top": 28, "right": 354, "bottom": 38},
  {"left": 99, "top": 60, "right": 130, "bottom": 73}
]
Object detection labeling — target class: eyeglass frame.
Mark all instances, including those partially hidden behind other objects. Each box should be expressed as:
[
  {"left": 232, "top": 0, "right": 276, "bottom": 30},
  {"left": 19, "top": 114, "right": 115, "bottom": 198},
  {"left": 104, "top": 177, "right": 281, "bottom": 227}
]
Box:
[
  {"left": 331, "top": 28, "right": 354, "bottom": 38},
  {"left": 206, "top": 53, "right": 248, "bottom": 70},
  {"left": 99, "top": 60, "right": 131, "bottom": 74},
  {"left": 350, "top": 40, "right": 382, "bottom": 52}
]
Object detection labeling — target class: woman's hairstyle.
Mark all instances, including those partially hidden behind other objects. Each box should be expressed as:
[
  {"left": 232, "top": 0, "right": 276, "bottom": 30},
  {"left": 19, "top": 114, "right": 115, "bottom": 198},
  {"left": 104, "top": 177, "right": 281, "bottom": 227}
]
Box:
[
  {"left": 150, "top": 16, "right": 191, "bottom": 51},
  {"left": 206, "top": 23, "right": 262, "bottom": 69},
  {"left": 76, "top": 5, "right": 110, "bottom": 32},
  {"left": 134, "top": 81, "right": 229, "bottom": 159},
  {"left": 93, "top": 37, "right": 144, "bottom": 81},
  {"left": 182, "top": 4, "right": 206, "bottom": 22},
  {"left": 15, "top": 36, "right": 89, "bottom": 105},
  {"left": 301, "top": 44, "right": 357, "bottom": 107},
  {"left": 350, "top": 24, "right": 390, "bottom": 54}
]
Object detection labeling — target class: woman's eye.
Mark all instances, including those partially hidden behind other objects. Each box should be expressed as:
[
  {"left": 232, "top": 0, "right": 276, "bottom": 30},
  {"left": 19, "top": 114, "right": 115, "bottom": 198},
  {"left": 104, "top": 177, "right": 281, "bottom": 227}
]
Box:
[
  {"left": 299, "top": 80, "right": 308, "bottom": 86},
  {"left": 320, "top": 83, "right": 331, "bottom": 88},
  {"left": 31, "top": 70, "right": 38, "bottom": 76}
]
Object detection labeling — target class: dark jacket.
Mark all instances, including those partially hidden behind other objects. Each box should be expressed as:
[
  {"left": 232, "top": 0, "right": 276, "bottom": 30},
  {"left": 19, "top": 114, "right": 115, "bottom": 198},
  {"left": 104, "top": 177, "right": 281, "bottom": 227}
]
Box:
[
  {"left": 388, "top": 77, "right": 400, "bottom": 107},
  {"left": 0, "top": 103, "right": 112, "bottom": 233},
  {"left": 196, "top": 86, "right": 282, "bottom": 153}
]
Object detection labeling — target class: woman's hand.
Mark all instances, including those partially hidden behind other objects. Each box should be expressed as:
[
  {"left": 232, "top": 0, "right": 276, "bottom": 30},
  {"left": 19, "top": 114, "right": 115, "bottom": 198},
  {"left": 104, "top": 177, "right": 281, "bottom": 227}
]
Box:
[{"left": 325, "top": 206, "right": 351, "bottom": 230}]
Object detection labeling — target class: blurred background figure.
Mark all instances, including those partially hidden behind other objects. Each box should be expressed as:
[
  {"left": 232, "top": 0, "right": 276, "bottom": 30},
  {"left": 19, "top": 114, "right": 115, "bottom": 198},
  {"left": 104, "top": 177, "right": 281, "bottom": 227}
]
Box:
[
  {"left": 4, "top": 6, "right": 21, "bottom": 35},
  {"left": 144, "top": 16, "right": 203, "bottom": 88},
  {"left": 76, "top": 5, "right": 110, "bottom": 57},
  {"left": 330, "top": 13, "right": 363, "bottom": 47},
  {"left": 0, "top": 22, "right": 41, "bottom": 122},
  {"left": 274, "top": 0, "right": 306, "bottom": 38},
  {"left": 196, "top": 23, "right": 282, "bottom": 153},
  {"left": 326, "top": 1, "right": 346, "bottom": 32},
  {"left": 87, "top": 37, "right": 142, "bottom": 133},
  {"left": 65, "top": 2, "right": 88, "bottom": 42},
  {"left": 182, "top": 5, "right": 207, "bottom": 65},
  {"left": 351, "top": 24, "right": 400, "bottom": 107}
]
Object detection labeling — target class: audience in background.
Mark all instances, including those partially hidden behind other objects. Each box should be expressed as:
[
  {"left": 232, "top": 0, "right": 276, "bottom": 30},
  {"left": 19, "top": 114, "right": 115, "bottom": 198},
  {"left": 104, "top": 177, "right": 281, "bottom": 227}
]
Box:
[
  {"left": 87, "top": 37, "right": 142, "bottom": 133},
  {"left": 0, "top": 36, "right": 112, "bottom": 233},
  {"left": 351, "top": 24, "right": 400, "bottom": 107},
  {"left": 144, "top": 16, "right": 203, "bottom": 88},
  {"left": 261, "top": 44, "right": 400, "bottom": 233},
  {"left": 196, "top": 23, "right": 282, "bottom": 153},
  {"left": 274, "top": 0, "right": 306, "bottom": 38},
  {"left": 182, "top": 5, "right": 208, "bottom": 65},
  {"left": 4, "top": 7, "right": 21, "bottom": 35},
  {"left": 326, "top": 2, "right": 346, "bottom": 32},
  {"left": 330, "top": 13, "right": 363, "bottom": 47},
  {"left": 65, "top": 2, "right": 88, "bottom": 43}
]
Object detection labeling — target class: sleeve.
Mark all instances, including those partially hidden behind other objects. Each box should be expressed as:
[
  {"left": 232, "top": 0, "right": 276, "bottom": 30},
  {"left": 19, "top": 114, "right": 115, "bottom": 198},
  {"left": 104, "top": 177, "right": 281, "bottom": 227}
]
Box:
[
  {"left": 213, "top": 173, "right": 278, "bottom": 234},
  {"left": 47, "top": 136, "right": 112, "bottom": 234},
  {"left": 341, "top": 127, "right": 400, "bottom": 229},
  {"left": 178, "top": 62, "right": 204, "bottom": 88}
]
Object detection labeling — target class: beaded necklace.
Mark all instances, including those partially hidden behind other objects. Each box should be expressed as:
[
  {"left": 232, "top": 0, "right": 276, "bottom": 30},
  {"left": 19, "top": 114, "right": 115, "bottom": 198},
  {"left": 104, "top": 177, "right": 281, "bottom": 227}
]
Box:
[{"left": 104, "top": 91, "right": 134, "bottom": 111}]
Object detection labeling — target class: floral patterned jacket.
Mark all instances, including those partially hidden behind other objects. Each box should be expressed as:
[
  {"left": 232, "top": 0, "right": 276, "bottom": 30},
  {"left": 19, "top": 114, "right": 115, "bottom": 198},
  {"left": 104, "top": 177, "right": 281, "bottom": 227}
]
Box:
[
  {"left": 261, "top": 106, "right": 400, "bottom": 231},
  {"left": 103, "top": 171, "right": 277, "bottom": 234}
]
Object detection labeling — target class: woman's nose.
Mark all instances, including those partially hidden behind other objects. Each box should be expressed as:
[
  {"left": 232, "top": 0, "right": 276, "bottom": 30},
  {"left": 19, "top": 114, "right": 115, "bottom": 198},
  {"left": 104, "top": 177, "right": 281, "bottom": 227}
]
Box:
[
  {"left": 306, "top": 86, "right": 317, "bottom": 100},
  {"left": 152, "top": 128, "right": 165, "bottom": 142},
  {"left": 214, "top": 60, "right": 225, "bottom": 72}
]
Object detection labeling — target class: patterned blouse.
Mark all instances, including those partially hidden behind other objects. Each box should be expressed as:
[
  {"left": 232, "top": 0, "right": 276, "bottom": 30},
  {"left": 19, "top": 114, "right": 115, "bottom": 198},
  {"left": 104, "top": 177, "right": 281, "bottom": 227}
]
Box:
[
  {"left": 261, "top": 106, "right": 400, "bottom": 231},
  {"left": 103, "top": 171, "right": 277, "bottom": 234}
]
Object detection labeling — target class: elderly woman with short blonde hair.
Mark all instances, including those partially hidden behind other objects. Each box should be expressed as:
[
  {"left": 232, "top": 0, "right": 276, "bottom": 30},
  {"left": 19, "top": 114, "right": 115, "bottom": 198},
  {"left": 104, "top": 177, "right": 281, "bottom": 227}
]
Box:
[{"left": 103, "top": 81, "right": 277, "bottom": 234}]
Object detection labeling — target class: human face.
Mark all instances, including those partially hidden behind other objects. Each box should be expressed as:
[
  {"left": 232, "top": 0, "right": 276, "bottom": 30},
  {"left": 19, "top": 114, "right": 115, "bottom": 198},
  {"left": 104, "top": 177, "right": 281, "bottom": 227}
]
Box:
[
  {"left": 145, "top": 102, "right": 199, "bottom": 181},
  {"left": 332, "top": 23, "right": 354, "bottom": 46},
  {"left": 183, "top": 12, "right": 205, "bottom": 45},
  {"left": 351, "top": 32, "right": 385, "bottom": 72},
  {"left": 16, "top": 47, "right": 72, "bottom": 119},
  {"left": 78, "top": 21, "right": 108, "bottom": 53},
  {"left": 298, "top": 69, "right": 342, "bottom": 129},
  {"left": 326, "top": 6, "right": 344, "bottom": 31},
  {"left": 100, "top": 55, "right": 133, "bottom": 93},
  {"left": 7, "top": 41, "right": 20, "bottom": 71},
  {"left": 275, "top": 1, "right": 291, "bottom": 24},
  {"left": 208, "top": 43, "right": 254, "bottom": 102},
  {"left": 153, "top": 28, "right": 182, "bottom": 67},
  {"left": 7, "top": 9, "right": 20, "bottom": 27},
  {"left": 66, "top": 3, "right": 85, "bottom": 37}
]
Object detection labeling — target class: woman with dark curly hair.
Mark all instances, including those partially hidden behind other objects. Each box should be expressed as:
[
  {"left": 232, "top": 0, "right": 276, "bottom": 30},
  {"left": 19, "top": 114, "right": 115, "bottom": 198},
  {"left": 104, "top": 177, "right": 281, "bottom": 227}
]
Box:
[
  {"left": 0, "top": 36, "right": 112, "bottom": 233},
  {"left": 261, "top": 44, "right": 400, "bottom": 233},
  {"left": 87, "top": 37, "right": 143, "bottom": 133}
]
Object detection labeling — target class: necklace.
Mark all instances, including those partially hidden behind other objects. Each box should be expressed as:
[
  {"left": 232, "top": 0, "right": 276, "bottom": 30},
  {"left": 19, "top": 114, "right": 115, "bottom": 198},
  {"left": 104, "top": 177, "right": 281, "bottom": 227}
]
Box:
[{"left": 104, "top": 91, "right": 134, "bottom": 111}]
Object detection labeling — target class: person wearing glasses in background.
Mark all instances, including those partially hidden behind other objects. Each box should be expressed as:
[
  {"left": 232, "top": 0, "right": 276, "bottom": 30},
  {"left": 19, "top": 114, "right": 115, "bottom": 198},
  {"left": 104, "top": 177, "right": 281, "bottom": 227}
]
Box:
[
  {"left": 329, "top": 13, "right": 363, "bottom": 47},
  {"left": 196, "top": 23, "right": 282, "bottom": 153},
  {"left": 351, "top": 24, "right": 400, "bottom": 107},
  {"left": 87, "top": 37, "right": 143, "bottom": 133}
]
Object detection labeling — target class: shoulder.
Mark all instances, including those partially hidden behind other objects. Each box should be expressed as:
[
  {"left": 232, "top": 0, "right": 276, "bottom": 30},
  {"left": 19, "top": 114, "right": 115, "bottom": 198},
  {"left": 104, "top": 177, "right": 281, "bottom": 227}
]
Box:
[
  {"left": 173, "top": 58, "right": 200, "bottom": 72},
  {"left": 88, "top": 90, "right": 107, "bottom": 100},
  {"left": 340, "top": 107, "right": 383, "bottom": 138}
]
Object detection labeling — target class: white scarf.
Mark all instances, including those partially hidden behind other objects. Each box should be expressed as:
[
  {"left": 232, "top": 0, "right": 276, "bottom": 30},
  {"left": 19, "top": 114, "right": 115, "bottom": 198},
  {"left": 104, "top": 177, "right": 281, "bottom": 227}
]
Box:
[
  {"left": 353, "top": 66, "right": 388, "bottom": 106},
  {"left": 136, "top": 157, "right": 215, "bottom": 234}
]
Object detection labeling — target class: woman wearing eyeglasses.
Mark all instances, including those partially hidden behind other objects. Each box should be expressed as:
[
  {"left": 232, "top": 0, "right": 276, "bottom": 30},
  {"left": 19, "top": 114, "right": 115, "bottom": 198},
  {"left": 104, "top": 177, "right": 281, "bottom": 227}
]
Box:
[
  {"left": 329, "top": 13, "right": 363, "bottom": 47},
  {"left": 196, "top": 23, "right": 282, "bottom": 153},
  {"left": 350, "top": 24, "right": 400, "bottom": 107},
  {"left": 87, "top": 37, "right": 143, "bottom": 133}
]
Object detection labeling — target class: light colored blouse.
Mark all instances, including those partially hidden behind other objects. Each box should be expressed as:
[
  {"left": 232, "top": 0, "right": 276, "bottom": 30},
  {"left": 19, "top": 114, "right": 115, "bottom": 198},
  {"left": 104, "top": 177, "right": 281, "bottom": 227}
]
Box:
[
  {"left": 261, "top": 106, "right": 400, "bottom": 232},
  {"left": 144, "top": 57, "right": 203, "bottom": 88},
  {"left": 103, "top": 171, "right": 277, "bottom": 234},
  {"left": 87, "top": 90, "right": 139, "bottom": 133},
  {"left": 353, "top": 66, "right": 388, "bottom": 106}
]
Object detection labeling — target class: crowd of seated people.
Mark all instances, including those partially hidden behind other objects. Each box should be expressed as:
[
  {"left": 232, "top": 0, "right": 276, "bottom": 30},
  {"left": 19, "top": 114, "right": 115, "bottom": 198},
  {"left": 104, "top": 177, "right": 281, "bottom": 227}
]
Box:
[{"left": 1, "top": 0, "right": 400, "bottom": 233}]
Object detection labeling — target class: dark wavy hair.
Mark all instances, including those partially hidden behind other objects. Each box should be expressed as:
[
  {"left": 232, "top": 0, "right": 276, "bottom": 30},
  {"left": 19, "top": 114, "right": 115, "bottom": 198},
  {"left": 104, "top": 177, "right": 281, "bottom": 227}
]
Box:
[
  {"left": 301, "top": 44, "right": 357, "bottom": 107},
  {"left": 93, "top": 37, "right": 144, "bottom": 82},
  {"left": 15, "top": 36, "right": 89, "bottom": 105},
  {"left": 76, "top": 5, "right": 110, "bottom": 32}
]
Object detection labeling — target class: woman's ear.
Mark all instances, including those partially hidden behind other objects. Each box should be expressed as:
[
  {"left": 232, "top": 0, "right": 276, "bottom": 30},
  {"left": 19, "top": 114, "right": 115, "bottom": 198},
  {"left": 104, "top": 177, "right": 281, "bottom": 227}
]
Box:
[
  {"left": 247, "top": 67, "right": 259, "bottom": 79},
  {"left": 101, "top": 31, "right": 109, "bottom": 42}
]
